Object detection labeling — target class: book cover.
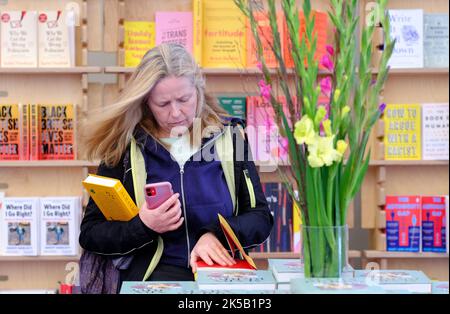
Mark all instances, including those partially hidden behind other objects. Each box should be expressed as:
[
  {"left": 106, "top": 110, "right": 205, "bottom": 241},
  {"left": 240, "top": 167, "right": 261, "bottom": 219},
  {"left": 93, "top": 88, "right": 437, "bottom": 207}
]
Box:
[
  {"left": 1, "top": 11, "right": 38, "bottom": 67},
  {"left": 421, "top": 103, "right": 449, "bottom": 161},
  {"left": 446, "top": 196, "right": 449, "bottom": 254},
  {"left": 292, "top": 192, "right": 302, "bottom": 253},
  {"left": 246, "top": 12, "right": 284, "bottom": 68},
  {"left": 290, "top": 278, "right": 385, "bottom": 294},
  {"left": 202, "top": 0, "right": 246, "bottom": 68},
  {"left": 155, "top": 12, "right": 193, "bottom": 54},
  {"left": 38, "top": 11, "right": 72, "bottom": 67},
  {"left": 120, "top": 281, "right": 198, "bottom": 294},
  {"left": 385, "top": 195, "right": 421, "bottom": 252},
  {"left": 197, "top": 270, "right": 276, "bottom": 291},
  {"left": 39, "top": 196, "right": 81, "bottom": 256},
  {"left": 33, "top": 104, "right": 76, "bottom": 160},
  {"left": 192, "top": 0, "right": 203, "bottom": 65},
  {"left": 354, "top": 270, "right": 432, "bottom": 294},
  {"left": 1, "top": 197, "right": 39, "bottom": 256},
  {"left": 422, "top": 196, "right": 446, "bottom": 253},
  {"left": 384, "top": 104, "right": 422, "bottom": 160},
  {"left": 283, "top": 11, "right": 328, "bottom": 69},
  {"left": 268, "top": 259, "right": 304, "bottom": 284},
  {"left": 424, "top": 14, "right": 449, "bottom": 68},
  {"left": 124, "top": 21, "right": 155, "bottom": 67},
  {"left": 0, "top": 104, "right": 29, "bottom": 160},
  {"left": 432, "top": 281, "right": 449, "bottom": 294},
  {"left": 387, "top": 9, "right": 424, "bottom": 69},
  {"left": 217, "top": 96, "right": 246, "bottom": 120},
  {"left": 82, "top": 174, "right": 139, "bottom": 221}
]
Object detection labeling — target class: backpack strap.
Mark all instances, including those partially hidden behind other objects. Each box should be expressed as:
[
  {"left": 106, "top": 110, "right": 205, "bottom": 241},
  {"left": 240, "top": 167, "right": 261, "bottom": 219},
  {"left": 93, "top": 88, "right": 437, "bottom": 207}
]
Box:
[
  {"left": 130, "top": 138, "right": 164, "bottom": 281},
  {"left": 215, "top": 125, "right": 236, "bottom": 215}
]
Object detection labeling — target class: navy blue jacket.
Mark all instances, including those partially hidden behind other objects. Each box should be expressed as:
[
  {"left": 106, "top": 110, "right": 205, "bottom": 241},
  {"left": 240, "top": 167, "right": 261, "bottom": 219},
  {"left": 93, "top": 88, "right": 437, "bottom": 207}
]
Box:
[{"left": 79, "top": 118, "right": 273, "bottom": 282}]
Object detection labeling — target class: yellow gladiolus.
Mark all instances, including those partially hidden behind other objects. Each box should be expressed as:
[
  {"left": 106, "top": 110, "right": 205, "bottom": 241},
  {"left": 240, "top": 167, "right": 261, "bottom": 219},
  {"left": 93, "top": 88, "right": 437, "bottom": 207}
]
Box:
[
  {"left": 333, "top": 89, "right": 341, "bottom": 103},
  {"left": 294, "top": 115, "right": 315, "bottom": 145},
  {"left": 336, "top": 140, "right": 348, "bottom": 162},
  {"left": 314, "top": 106, "right": 327, "bottom": 127},
  {"left": 341, "top": 106, "right": 351, "bottom": 119},
  {"left": 322, "top": 119, "right": 332, "bottom": 137},
  {"left": 307, "top": 135, "right": 341, "bottom": 168}
]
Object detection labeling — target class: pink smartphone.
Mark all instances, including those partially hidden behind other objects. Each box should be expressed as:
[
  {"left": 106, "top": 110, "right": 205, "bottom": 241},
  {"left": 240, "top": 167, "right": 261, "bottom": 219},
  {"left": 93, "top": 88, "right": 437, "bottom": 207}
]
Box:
[{"left": 144, "top": 182, "right": 174, "bottom": 210}]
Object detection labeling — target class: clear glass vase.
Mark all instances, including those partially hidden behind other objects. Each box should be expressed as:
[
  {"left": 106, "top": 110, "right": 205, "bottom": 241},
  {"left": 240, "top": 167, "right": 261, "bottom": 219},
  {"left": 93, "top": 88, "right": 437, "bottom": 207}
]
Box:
[{"left": 301, "top": 225, "right": 350, "bottom": 278}]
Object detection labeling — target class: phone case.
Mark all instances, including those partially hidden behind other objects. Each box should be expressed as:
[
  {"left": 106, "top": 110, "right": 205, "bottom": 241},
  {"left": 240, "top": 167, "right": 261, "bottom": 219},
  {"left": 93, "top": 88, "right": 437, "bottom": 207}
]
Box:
[{"left": 144, "top": 182, "right": 173, "bottom": 209}]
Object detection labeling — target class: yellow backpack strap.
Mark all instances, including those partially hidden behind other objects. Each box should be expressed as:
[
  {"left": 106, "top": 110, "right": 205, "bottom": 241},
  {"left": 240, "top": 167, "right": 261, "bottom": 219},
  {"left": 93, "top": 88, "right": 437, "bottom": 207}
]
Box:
[
  {"left": 215, "top": 126, "right": 236, "bottom": 214},
  {"left": 130, "top": 138, "right": 164, "bottom": 281}
]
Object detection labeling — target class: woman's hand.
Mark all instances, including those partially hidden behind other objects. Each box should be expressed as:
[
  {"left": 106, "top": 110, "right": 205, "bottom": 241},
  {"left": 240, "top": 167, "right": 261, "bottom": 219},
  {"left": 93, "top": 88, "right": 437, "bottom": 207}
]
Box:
[
  {"left": 189, "top": 232, "right": 236, "bottom": 273},
  {"left": 138, "top": 193, "right": 184, "bottom": 233}
]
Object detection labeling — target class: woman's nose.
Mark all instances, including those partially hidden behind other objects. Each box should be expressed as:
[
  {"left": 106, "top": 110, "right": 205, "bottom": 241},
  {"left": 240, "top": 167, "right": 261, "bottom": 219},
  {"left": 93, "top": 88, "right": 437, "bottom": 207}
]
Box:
[{"left": 169, "top": 102, "right": 181, "bottom": 117}]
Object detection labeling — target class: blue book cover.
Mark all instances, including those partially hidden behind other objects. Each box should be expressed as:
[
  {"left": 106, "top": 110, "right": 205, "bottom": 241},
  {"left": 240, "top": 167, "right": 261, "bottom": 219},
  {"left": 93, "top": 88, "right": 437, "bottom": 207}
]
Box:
[
  {"left": 120, "top": 281, "right": 198, "bottom": 294},
  {"left": 432, "top": 281, "right": 449, "bottom": 294},
  {"left": 196, "top": 270, "right": 276, "bottom": 291},
  {"left": 354, "top": 270, "right": 432, "bottom": 293},
  {"left": 290, "top": 278, "right": 385, "bottom": 294},
  {"left": 268, "top": 259, "right": 304, "bottom": 283},
  {"left": 424, "top": 14, "right": 449, "bottom": 68}
]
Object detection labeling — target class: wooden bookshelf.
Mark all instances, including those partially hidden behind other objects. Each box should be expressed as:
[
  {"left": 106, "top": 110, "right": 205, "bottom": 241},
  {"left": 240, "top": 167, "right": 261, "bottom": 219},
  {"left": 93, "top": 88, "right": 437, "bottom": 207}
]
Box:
[
  {"left": 0, "top": 161, "right": 100, "bottom": 168},
  {"left": 0, "top": 256, "right": 80, "bottom": 262},
  {"left": 364, "top": 250, "right": 449, "bottom": 259},
  {"left": 0, "top": 67, "right": 102, "bottom": 74}
]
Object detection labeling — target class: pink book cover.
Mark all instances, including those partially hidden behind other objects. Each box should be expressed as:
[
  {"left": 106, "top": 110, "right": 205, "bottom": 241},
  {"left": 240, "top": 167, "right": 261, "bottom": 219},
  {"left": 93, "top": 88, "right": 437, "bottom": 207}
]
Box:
[{"left": 155, "top": 12, "right": 193, "bottom": 54}]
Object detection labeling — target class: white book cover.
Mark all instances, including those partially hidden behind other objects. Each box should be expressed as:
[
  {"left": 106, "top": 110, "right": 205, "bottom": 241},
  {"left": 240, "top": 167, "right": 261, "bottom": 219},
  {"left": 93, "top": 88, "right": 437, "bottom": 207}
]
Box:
[
  {"left": 38, "top": 11, "right": 72, "bottom": 67},
  {"left": 1, "top": 197, "right": 39, "bottom": 256},
  {"left": 1, "top": 11, "right": 38, "bottom": 67},
  {"left": 388, "top": 9, "right": 424, "bottom": 69},
  {"left": 422, "top": 103, "right": 449, "bottom": 160},
  {"left": 39, "top": 196, "right": 81, "bottom": 256}
]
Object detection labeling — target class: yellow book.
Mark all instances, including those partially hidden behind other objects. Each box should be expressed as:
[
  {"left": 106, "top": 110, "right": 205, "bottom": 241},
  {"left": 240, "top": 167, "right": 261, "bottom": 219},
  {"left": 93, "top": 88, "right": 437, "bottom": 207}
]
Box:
[
  {"left": 192, "top": 0, "right": 203, "bottom": 66},
  {"left": 82, "top": 174, "right": 139, "bottom": 221},
  {"left": 124, "top": 21, "right": 155, "bottom": 67},
  {"left": 293, "top": 200, "right": 302, "bottom": 253},
  {"left": 202, "top": 0, "right": 246, "bottom": 68},
  {"left": 384, "top": 104, "right": 422, "bottom": 160}
]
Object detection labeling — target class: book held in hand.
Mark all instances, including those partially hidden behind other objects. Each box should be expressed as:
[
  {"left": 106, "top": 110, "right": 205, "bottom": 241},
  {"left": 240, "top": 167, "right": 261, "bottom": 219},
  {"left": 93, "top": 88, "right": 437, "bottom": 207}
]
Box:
[
  {"left": 196, "top": 269, "right": 276, "bottom": 291},
  {"left": 82, "top": 174, "right": 139, "bottom": 221}
]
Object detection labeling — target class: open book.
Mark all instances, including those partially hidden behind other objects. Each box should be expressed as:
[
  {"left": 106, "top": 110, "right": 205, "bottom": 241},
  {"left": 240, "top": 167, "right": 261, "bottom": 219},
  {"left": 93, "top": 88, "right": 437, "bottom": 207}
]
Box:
[
  {"left": 82, "top": 174, "right": 139, "bottom": 221},
  {"left": 195, "top": 214, "right": 257, "bottom": 272}
]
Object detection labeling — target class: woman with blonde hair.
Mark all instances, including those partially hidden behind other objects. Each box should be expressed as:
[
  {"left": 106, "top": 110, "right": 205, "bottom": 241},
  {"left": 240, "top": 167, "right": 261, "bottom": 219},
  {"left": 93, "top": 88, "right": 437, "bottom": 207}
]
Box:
[{"left": 79, "top": 43, "right": 272, "bottom": 293}]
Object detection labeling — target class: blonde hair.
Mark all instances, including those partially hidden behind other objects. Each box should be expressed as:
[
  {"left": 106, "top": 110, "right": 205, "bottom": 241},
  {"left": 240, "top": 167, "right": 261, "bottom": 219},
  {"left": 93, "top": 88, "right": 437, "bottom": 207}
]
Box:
[{"left": 82, "top": 43, "right": 228, "bottom": 167}]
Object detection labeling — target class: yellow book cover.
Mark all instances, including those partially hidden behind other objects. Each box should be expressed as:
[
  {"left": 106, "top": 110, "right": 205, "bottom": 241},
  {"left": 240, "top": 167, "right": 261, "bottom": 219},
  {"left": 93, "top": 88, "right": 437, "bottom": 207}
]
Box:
[
  {"left": 192, "top": 0, "right": 203, "bottom": 66},
  {"left": 293, "top": 200, "right": 302, "bottom": 253},
  {"left": 202, "top": 0, "right": 246, "bottom": 68},
  {"left": 384, "top": 104, "right": 422, "bottom": 160},
  {"left": 82, "top": 174, "right": 139, "bottom": 221},
  {"left": 0, "top": 104, "right": 29, "bottom": 160},
  {"left": 124, "top": 21, "right": 155, "bottom": 67}
]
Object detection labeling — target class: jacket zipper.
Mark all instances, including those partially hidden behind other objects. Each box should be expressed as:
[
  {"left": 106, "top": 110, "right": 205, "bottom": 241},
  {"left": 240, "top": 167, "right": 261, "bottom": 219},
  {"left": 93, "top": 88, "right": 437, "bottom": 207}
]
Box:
[{"left": 179, "top": 164, "right": 191, "bottom": 268}]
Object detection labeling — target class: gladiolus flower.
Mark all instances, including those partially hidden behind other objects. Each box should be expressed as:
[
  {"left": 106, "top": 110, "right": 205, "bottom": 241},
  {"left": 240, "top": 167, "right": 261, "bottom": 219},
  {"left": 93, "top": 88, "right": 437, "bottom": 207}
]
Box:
[
  {"left": 341, "top": 106, "right": 351, "bottom": 119},
  {"left": 336, "top": 140, "right": 348, "bottom": 161},
  {"left": 378, "top": 103, "right": 387, "bottom": 114},
  {"left": 314, "top": 106, "right": 327, "bottom": 128},
  {"left": 256, "top": 62, "right": 263, "bottom": 71},
  {"left": 320, "top": 77, "right": 332, "bottom": 96},
  {"left": 333, "top": 89, "right": 341, "bottom": 103},
  {"left": 258, "top": 79, "right": 272, "bottom": 102},
  {"left": 322, "top": 119, "right": 332, "bottom": 137},
  {"left": 307, "top": 135, "right": 341, "bottom": 168},
  {"left": 294, "top": 115, "right": 315, "bottom": 145},
  {"left": 326, "top": 45, "right": 335, "bottom": 56},
  {"left": 321, "top": 54, "right": 334, "bottom": 72}
]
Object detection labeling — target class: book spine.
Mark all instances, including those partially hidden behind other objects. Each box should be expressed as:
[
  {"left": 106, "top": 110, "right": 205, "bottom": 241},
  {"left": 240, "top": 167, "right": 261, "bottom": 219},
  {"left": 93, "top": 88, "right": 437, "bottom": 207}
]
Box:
[
  {"left": 20, "top": 103, "right": 29, "bottom": 160},
  {"left": 116, "top": 184, "right": 139, "bottom": 215},
  {"left": 193, "top": 0, "right": 203, "bottom": 66},
  {"left": 30, "top": 104, "right": 39, "bottom": 160}
]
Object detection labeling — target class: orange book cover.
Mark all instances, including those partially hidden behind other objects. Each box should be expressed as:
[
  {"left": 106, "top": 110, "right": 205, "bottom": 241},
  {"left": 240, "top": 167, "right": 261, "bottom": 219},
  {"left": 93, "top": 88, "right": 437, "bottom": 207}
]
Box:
[
  {"left": 0, "top": 104, "right": 29, "bottom": 160},
  {"left": 246, "top": 12, "right": 284, "bottom": 68},
  {"left": 283, "top": 10, "right": 328, "bottom": 69},
  {"left": 195, "top": 214, "right": 257, "bottom": 272}
]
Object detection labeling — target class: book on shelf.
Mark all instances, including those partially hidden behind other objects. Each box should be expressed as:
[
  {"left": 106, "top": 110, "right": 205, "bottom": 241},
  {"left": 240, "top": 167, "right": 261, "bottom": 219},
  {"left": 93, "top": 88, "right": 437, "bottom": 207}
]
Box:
[
  {"left": 192, "top": 0, "right": 202, "bottom": 65},
  {"left": 195, "top": 214, "right": 257, "bottom": 273},
  {"left": 387, "top": 9, "right": 424, "bottom": 69},
  {"left": 38, "top": 10, "right": 73, "bottom": 67},
  {"left": 385, "top": 195, "right": 421, "bottom": 252},
  {"left": 200, "top": 0, "right": 246, "bottom": 68},
  {"left": 446, "top": 196, "right": 449, "bottom": 254},
  {"left": 39, "top": 196, "right": 81, "bottom": 256},
  {"left": 424, "top": 14, "right": 449, "bottom": 68},
  {"left": 283, "top": 10, "right": 328, "bottom": 69},
  {"left": 82, "top": 174, "right": 139, "bottom": 221},
  {"left": 268, "top": 258, "right": 304, "bottom": 290},
  {"left": 0, "top": 11, "right": 38, "bottom": 67},
  {"left": 290, "top": 278, "right": 385, "bottom": 294},
  {"left": 30, "top": 104, "right": 76, "bottom": 160},
  {"left": 432, "top": 281, "right": 449, "bottom": 294},
  {"left": 155, "top": 11, "right": 193, "bottom": 54},
  {"left": 421, "top": 103, "right": 449, "bottom": 161},
  {"left": 124, "top": 21, "right": 155, "bottom": 67},
  {"left": 254, "top": 182, "right": 293, "bottom": 253},
  {"left": 120, "top": 281, "right": 198, "bottom": 294},
  {"left": 196, "top": 269, "right": 276, "bottom": 291},
  {"left": 217, "top": 95, "right": 246, "bottom": 120},
  {"left": 422, "top": 196, "right": 447, "bottom": 253},
  {"left": 292, "top": 197, "right": 302, "bottom": 253},
  {"left": 383, "top": 104, "right": 422, "bottom": 160},
  {"left": 246, "top": 12, "right": 284, "bottom": 69},
  {"left": 354, "top": 270, "right": 432, "bottom": 294},
  {"left": 0, "top": 104, "right": 29, "bottom": 160},
  {"left": 0, "top": 197, "right": 39, "bottom": 256}
]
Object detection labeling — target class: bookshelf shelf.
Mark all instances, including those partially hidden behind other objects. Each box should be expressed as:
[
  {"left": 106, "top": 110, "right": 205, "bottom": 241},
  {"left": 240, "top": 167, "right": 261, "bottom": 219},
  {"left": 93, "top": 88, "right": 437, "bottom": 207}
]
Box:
[
  {"left": 363, "top": 250, "right": 449, "bottom": 260},
  {"left": 368, "top": 160, "right": 449, "bottom": 166},
  {"left": 372, "top": 68, "right": 449, "bottom": 75},
  {"left": 0, "top": 256, "right": 80, "bottom": 262},
  {"left": 0, "top": 160, "right": 100, "bottom": 168},
  {"left": 250, "top": 250, "right": 362, "bottom": 260},
  {"left": 0, "top": 67, "right": 102, "bottom": 74}
]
